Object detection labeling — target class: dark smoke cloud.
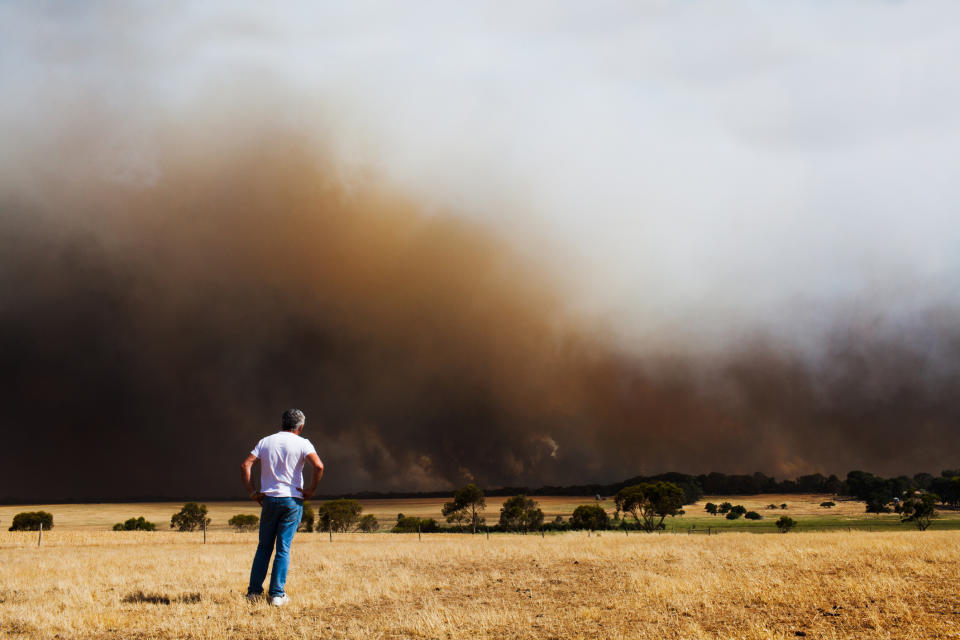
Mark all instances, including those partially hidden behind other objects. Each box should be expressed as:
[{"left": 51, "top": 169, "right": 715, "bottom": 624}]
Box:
[{"left": 2, "top": 117, "right": 959, "bottom": 501}]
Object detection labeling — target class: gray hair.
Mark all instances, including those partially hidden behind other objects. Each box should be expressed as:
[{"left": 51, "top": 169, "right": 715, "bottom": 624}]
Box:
[{"left": 281, "top": 408, "right": 306, "bottom": 431}]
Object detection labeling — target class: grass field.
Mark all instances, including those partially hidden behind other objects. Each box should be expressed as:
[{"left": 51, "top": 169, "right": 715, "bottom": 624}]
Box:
[{"left": 1, "top": 524, "right": 959, "bottom": 639}]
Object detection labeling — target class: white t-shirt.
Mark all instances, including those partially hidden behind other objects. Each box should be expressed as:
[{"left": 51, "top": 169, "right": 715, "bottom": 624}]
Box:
[{"left": 251, "top": 431, "right": 318, "bottom": 498}]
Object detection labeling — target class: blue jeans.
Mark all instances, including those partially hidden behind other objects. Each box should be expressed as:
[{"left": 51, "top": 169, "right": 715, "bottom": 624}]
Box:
[{"left": 247, "top": 496, "right": 303, "bottom": 598}]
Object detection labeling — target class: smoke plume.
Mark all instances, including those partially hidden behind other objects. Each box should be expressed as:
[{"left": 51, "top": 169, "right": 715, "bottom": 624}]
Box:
[{"left": 1, "top": 110, "right": 959, "bottom": 500}]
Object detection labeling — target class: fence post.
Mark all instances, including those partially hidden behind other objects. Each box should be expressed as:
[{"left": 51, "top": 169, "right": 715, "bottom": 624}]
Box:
[
  {"left": 38, "top": 524, "right": 42, "bottom": 548},
  {"left": 418, "top": 523, "right": 421, "bottom": 541},
  {"left": 708, "top": 527, "right": 711, "bottom": 536},
  {"left": 540, "top": 528, "right": 544, "bottom": 538},
  {"left": 203, "top": 520, "right": 206, "bottom": 544},
  {"left": 329, "top": 528, "right": 332, "bottom": 542}
]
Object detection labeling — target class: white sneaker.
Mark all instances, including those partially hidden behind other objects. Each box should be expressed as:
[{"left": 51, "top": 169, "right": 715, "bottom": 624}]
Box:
[{"left": 269, "top": 595, "right": 290, "bottom": 607}]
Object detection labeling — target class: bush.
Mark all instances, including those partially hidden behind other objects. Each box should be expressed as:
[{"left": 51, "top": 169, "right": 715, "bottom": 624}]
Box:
[
  {"left": 112, "top": 517, "right": 156, "bottom": 531},
  {"left": 9, "top": 511, "right": 53, "bottom": 531},
  {"left": 776, "top": 516, "right": 797, "bottom": 533},
  {"left": 228, "top": 514, "right": 259, "bottom": 532},
  {"left": 718, "top": 502, "right": 733, "bottom": 514},
  {"left": 766, "top": 504, "right": 778, "bottom": 510},
  {"left": 819, "top": 501, "right": 836, "bottom": 508},
  {"left": 570, "top": 504, "right": 610, "bottom": 530},
  {"left": 170, "top": 503, "right": 211, "bottom": 532},
  {"left": 704, "top": 502, "right": 718, "bottom": 515},
  {"left": 299, "top": 502, "right": 315, "bottom": 532},
  {"left": 317, "top": 499, "right": 363, "bottom": 533},
  {"left": 744, "top": 511, "right": 762, "bottom": 520},
  {"left": 392, "top": 516, "right": 439, "bottom": 533},
  {"left": 725, "top": 505, "right": 747, "bottom": 520},
  {"left": 358, "top": 514, "right": 379, "bottom": 532},
  {"left": 780, "top": 503, "right": 788, "bottom": 509}
]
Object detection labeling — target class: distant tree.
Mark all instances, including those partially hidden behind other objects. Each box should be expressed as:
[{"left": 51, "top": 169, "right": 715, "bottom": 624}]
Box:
[
  {"left": 392, "top": 516, "right": 439, "bottom": 533},
  {"left": 819, "top": 501, "right": 836, "bottom": 508},
  {"left": 724, "top": 505, "right": 747, "bottom": 520},
  {"left": 865, "top": 496, "right": 892, "bottom": 516},
  {"left": 441, "top": 484, "right": 486, "bottom": 534},
  {"left": 499, "top": 495, "right": 544, "bottom": 533},
  {"left": 704, "top": 502, "right": 718, "bottom": 516},
  {"left": 780, "top": 503, "right": 788, "bottom": 509},
  {"left": 228, "top": 514, "right": 259, "bottom": 532},
  {"left": 9, "top": 511, "right": 53, "bottom": 531},
  {"left": 896, "top": 492, "right": 939, "bottom": 531},
  {"left": 317, "top": 499, "right": 362, "bottom": 533},
  {"left": 358, "top": 514, "right": 379, "bottom": 532},
  {"left": 766, "top": 504, "right": 779, "bottom": 510},
  {"left": 744, "top": 511, "right": 762, "bottom": 520},
  {"left": 615, "top": 482, "right": 684, "bottom": 533},
  {"left": 570, "top": 504, "right": 610, "bottom": 531},
  {"left": 170, "top": 503, "right": 210, "bottom": 532},
  {"left": 554, "top": 515, "right": 566, "bottom": 525},
  {"left": 775, "top": 516, "right": 797, "bottom": 533},
  {"left": 112, "top": 516, "right": 156, "bottom": 531},
  {"left": 298, "top": 502, "right": 315, "bottom": 533},
  {"left": 718, "top": 502, "right": 733, "bottom": 514}
]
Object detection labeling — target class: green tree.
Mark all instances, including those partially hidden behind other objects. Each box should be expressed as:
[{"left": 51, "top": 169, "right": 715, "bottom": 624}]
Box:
[
  {"left": 775, "top": 516, "right": 796, "bottom": 533},
  {"left": 499, "top": 495, "right": 544, "bottom": 533},
  {"left": 896, "top": 492, "right": 939, "bottom": 531},
  {"left": 819, "top": 501, "right": 836, "bottom": 508},
  {"left": 317, "top": 499, "right": 362, "bottom": 533},
  {"left": 228, "top": 514, "right": 259, "bottom": 532},
  {"left": 441, "top": 484, "right": 486, "bottom": 534},
  {"left": 392, "top": 516, "right": 439, "bottom": 533},
  {"left": 704, "top": 502, "right": 718, "bottom": 516},
  {"left": 9, "top": 511, "right": 54, "bottom": 531},
  {"left": 170, "top": 503, "right": 210, "bottom": 532},
  {"left": 744, "top": 511, "right": 762, "bottom": 520},
  {"left": 718, "top": 502, "right": 733, "bottom": 514},
  {"left": 570, "top": 504, "right": 610, "bottom": 530},
  {"left": 358, "top": 514, "right": 379, "bottom": 532},
  {"left": 725, "top": 505, "right": 747, "bottom": 520},
  {"left": 299, "top": 502, "right": 315, "bottom": 532},
  {"left": 112, "top": 516, "right": 156, "bottom": 531},
  {"left": 615, "top": 482, "right": 685, "bottom": 533}
]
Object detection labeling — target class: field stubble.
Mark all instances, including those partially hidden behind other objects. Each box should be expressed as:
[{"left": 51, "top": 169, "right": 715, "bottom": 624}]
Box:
[{"left": 1, "top": 528, "right": 959, "bottom": 639}]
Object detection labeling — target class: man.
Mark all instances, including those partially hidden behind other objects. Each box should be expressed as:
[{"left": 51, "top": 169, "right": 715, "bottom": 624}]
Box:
[{"left": 241, "top": 408, "right": 324, "bottom": 606}]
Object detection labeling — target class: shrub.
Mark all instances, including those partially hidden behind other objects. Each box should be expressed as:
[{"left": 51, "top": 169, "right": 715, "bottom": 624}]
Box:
[
  {"left": 570, "top": 504, "right": 610, "bottom": 530},
  {"left": 819, "top": 501, "right": 836, "bottom": 508},
  {"left": 718, "top": 502, "right": 733, "bottom": 514},
  {"left": 780, "top": 503, "right": 788, "bottom": 509},
  {"left": 299, "top": 502, "right": 315, "bottom": 532},
  {"left": 9, "top": 511, "right": 53, "bottom": 531},
  {"left": 112, "top": 517, "right": 156, "bottom": 531},
  {"left": 170, "top": 503, "right": 210, "bottom": 531},
  {"left": 228, "top": 514, "right": 259, "bottom": 532},
  {"left": 725, "top": 505, "right": 747, "bottom": 520},
  {"left": 766, "top": 504, "right": 778, "bottom": 510},
  {"left": 776, "top": 516, "right": 797, "bottom": 533},
  {"left": 744, "top": 511, "right": 762, "bottom": 520},
  {"left": 704, "top": 502, "right": 718, "bottom": 515},
  {"left": 358, "top": 514, "right": 379, "bottom": 532},
  {"left": 392, "top": 516, "right": 439, "bottom": 533}
]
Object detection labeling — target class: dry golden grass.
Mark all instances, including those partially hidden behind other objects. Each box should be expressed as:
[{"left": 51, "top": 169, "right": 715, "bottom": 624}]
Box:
[{"left": 2, "top": 526, "right": 959, "bottom": 639}]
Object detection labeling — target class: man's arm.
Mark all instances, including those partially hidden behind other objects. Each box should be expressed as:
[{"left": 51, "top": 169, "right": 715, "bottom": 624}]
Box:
[
  {"left": 240, "top": 453, "right": 264, "bottom": 505},
  {"left": 300, "top": 453, "right": 324, "bottom": 500}
]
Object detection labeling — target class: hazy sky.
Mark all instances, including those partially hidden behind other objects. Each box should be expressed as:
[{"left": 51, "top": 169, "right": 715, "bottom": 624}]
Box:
[
  {"left": 5, "top": 2, "right": 959, "bottom": 342},
  {"left": 2, "top": 2, "right": 959, "bottom": 499}
]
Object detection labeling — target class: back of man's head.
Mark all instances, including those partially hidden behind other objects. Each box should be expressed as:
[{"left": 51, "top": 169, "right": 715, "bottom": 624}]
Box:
[{"left": 281, "top": 408, "right": 305, "bottom": 431}]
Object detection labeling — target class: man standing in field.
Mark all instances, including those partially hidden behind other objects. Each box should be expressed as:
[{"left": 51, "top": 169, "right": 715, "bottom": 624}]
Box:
[{"left": 241, "top": 408, "right": 324, "bottom": 606}]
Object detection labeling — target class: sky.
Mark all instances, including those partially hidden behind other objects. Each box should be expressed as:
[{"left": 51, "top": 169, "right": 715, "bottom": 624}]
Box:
[{"left": 1, "top": 2, "right": 959, "bottom": 500}]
